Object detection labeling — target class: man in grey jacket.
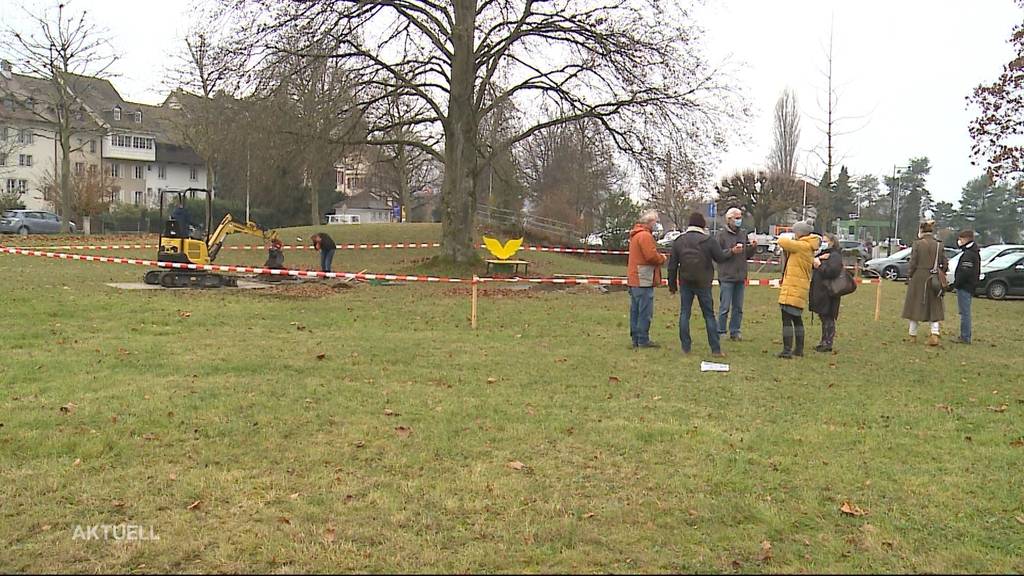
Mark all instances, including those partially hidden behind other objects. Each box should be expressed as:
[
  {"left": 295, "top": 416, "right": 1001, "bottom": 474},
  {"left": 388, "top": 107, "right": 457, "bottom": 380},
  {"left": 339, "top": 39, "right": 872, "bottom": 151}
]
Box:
[{"left": 715, "top": 207, "right": 758, "bottom": 341}]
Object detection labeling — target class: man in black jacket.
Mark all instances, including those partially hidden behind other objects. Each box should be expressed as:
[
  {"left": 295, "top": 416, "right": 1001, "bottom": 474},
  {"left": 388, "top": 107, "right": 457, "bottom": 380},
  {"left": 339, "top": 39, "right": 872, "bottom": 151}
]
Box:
[
  {"left": 311, "top": 232, "right": 337, "bottom": 273},
  {"left": 667, "top": 212, "right": 742, "bottom": 356},
  {"left": 949, "top": 229, "right": 981, "bottom": 344}
]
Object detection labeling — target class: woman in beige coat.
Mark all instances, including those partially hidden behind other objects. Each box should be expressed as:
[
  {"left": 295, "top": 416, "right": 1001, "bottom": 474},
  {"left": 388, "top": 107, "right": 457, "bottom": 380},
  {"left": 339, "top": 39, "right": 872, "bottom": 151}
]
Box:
[{"left": 901, "top": 220, "right": 948, "bottom": 346}]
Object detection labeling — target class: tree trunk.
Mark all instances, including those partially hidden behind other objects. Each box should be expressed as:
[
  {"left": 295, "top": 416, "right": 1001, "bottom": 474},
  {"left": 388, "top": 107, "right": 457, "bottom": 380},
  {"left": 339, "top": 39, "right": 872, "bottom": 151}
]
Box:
[
  {"left": 439, "top": 0, "right": 478, "bottom": 262},
  {"left": 60, "top": 128, "right": 72, "bottom": 233},
  {"left": 310, "top": 167, "right": 320, "bottom": 226}
]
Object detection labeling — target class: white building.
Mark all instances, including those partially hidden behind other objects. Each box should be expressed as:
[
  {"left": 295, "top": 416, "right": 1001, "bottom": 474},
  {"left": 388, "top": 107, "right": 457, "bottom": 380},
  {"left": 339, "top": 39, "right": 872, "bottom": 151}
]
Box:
[{"left": 0, "top": 62, "right": 207, "bottom": 213}]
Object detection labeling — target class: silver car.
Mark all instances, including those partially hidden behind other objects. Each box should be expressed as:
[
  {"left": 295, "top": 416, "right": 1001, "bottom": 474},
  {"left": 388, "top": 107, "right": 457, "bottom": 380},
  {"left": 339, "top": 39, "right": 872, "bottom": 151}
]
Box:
[
  {"left": 0, "top": 210, "right": 76, "bottom": 235},
  {"left": 865, "top": 246, "right": 958, "bottom": 280}
]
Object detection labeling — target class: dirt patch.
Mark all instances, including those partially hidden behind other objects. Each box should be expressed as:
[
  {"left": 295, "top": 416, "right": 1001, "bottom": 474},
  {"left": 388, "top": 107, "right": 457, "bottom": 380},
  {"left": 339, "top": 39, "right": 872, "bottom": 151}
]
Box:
[
  {"left": 257, "top": 280, "right": 359, "bottom": 298},
  {"left": 443, "top": 286, "right": 541, "bottom": 299}
]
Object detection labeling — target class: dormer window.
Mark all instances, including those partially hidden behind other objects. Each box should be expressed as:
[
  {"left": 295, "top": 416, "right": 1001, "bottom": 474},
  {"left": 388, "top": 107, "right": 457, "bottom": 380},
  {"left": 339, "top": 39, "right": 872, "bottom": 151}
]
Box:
[
  {"left": 135, "top": 111, "right": 142, "bottom": 123},
  {"left": 113, "top": 106, "right": 121, "bottom": 121}
]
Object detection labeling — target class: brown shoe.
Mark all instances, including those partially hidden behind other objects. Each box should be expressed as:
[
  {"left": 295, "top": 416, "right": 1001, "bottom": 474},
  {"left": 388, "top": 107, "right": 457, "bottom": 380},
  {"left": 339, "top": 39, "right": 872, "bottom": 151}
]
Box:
[
  {"left": 712, "top": 352, "right": 726, "bottom": 358},
  {"left": 928, "top": 334, "right": 940, "bottom": 347},
  {"left": 906, "top": 335, "right": 918, "bottom": 344}
]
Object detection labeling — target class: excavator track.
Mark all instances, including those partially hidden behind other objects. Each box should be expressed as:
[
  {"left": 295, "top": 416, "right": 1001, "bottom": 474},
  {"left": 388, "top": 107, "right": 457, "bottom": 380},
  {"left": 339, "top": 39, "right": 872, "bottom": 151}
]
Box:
[{"left": 144, "top": 270, "right": 237, "bottom": 288}]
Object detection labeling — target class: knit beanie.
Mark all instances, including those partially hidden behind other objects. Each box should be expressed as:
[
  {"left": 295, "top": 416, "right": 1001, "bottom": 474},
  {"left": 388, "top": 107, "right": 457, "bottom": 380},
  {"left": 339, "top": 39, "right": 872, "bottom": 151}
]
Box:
[{"left": 792, "top": 220, "right": 813, "bottom": 238}]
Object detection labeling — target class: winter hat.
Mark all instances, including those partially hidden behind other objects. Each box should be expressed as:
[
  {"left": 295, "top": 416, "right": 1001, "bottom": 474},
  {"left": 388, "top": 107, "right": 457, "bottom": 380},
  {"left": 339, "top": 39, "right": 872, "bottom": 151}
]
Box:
[
  {"left": 688, "top": 212, "right": 707, "bottom": 229},
  {"left": 792, "top": 220, "right": 813, "bottom": 238},
  {"left": 919, "top": 220, "right": 935, "bottom": 234}
]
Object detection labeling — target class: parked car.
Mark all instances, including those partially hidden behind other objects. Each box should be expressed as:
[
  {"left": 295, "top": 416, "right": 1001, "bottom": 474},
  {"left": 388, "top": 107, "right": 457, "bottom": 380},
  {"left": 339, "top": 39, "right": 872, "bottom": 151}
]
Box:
[
  {"left": 325, "top": 213, "right": 361, "bottom": 224},
  {"left": 656, "top": 229, "right": 682, "bottom": 247},
  {"left": 838, "top": 239, "right": 870, "bottom": 262},
  {"left": 750, "top": 232, "right": 774, "bottom": 254},
  {"left": 864, "top": 247, "right": 913, "bottom": 280},
  {"left": 0, "top": 210, "right": 76, "bottom": 235},
  {"left": 976, "top": 253, "right": 1024, "bottom": 299},
  {"left": 948, "top": 244, "right": 1024, "bottom": 280}
]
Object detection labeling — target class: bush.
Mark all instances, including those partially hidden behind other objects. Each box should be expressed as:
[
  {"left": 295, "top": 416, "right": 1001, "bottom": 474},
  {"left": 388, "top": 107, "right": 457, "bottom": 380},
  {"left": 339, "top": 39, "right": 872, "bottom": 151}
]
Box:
[{"left": 0, "top": 191, "right": 26, "bottom": 212}]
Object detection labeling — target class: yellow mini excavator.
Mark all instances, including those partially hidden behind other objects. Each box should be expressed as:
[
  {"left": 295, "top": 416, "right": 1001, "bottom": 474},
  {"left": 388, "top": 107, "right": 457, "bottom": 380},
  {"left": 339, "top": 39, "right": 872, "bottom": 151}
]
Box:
[{"left": 143, "top": 188, "right": 280, "bottom": 288}]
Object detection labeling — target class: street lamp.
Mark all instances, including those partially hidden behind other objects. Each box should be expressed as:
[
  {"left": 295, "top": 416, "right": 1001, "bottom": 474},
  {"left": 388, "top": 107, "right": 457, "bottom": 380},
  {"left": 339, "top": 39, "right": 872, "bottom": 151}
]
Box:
[{"left": 888, "top": 164, "right": 912, "bottom": 256}]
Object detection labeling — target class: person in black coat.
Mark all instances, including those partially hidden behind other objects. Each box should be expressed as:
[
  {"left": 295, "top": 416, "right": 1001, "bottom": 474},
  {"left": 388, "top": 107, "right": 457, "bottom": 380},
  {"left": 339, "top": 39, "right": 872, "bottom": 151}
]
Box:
[
  {"left": 948, "top": 229, "right": 982, "bottom": 344},
  {"left": 808, "top": 233, "right": 844, "bottom": 352}
]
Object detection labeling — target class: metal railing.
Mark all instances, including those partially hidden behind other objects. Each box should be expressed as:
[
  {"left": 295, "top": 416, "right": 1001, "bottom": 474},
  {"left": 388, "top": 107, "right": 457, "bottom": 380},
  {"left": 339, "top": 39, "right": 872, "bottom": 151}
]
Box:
[{"left": 476, "top": 204, "right": 580, "bottom": 243}]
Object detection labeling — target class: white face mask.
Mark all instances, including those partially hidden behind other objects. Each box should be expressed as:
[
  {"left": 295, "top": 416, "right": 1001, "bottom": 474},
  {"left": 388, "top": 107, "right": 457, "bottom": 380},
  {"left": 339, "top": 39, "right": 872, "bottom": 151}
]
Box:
[{"left": 820, "top": 241, "right": 829, "bottom": 250}]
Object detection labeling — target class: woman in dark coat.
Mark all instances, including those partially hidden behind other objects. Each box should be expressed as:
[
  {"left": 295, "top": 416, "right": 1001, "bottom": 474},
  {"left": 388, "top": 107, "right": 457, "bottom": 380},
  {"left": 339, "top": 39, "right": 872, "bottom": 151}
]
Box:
[
  {"left": 901, "top": 220, "right": 947, "bottom": 346},
  {"left": 809, "top": 233, "right": 844, "bottom": 352}
]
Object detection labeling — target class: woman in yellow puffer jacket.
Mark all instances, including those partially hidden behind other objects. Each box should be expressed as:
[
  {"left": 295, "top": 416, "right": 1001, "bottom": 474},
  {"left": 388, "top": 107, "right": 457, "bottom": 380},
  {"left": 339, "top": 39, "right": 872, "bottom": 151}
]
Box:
[{"left": 776, "top": 221, "right": 820, "bottom": 358}]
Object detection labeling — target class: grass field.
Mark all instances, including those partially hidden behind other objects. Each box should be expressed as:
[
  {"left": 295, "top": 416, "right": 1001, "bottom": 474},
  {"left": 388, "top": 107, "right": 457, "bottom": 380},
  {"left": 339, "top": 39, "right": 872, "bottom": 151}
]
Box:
[{"left": 1, "top": 224, "right": 1023, "bottom": 573}]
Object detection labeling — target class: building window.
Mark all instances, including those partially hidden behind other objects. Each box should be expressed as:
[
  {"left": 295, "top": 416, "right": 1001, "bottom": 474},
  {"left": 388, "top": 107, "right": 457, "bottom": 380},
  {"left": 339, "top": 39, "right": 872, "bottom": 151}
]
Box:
[
  {"left": 89, "top": 139, "right": 96, "bottom": 154},
  {"left": 17, "top": 129, "right": 33, "bottom": 144},
  {"left": 4, "top": 179, "right": 26, "bottom": 193},
  {"left": 134, "top": 165, "right": 144, "bottom": 179},
  {"left": 135, "top": 111, "right": 142, "bottom": 123},
  {"left": 18, "top": 154, "right": 32, "bottom": 167},
  {"left": 158, "top": 164, "right": 166, "bottom": 179},
  {"left": 0, "top": 153, "right": 5, "bottom": 166},
  {"left": 16, "top": 179, "right": 26, "bottom": 192},
  {"left": 74, "top": 162, "right": 85, "bottom": 175},
  {"left": 134, "top": 191, "right": 142, "bottom": 205},
  {"left": 113, "top": 106, "right": 121, "bottom": 121},
  {"left": 108, "top": 163, "right": 121, "bottom": 178},
  {"left": 2, "top": 126, "right": 10, "bottom": 140},
  {"left": 190, "top": 166, "right": 198, "bottom": 181},
  {"left": 88, "top": 164, "right": 97, "bottom": 174},
  {"left": 5, "top": 179, "right": 15, "bottom": 192}
]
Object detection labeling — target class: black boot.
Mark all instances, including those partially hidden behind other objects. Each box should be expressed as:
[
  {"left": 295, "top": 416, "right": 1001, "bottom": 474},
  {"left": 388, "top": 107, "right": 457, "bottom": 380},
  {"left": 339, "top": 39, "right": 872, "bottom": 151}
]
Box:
[
  {"left": 778, "top": 320, "right": 794, "bottom": 359},
  {"left": 794, "top": 323, "right": 805, "bottom": 357}
]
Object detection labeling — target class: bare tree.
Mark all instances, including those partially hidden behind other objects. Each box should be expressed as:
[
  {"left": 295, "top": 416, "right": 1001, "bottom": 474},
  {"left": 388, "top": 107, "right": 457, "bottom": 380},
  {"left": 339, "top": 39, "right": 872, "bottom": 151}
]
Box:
[
  {"left": 41, "top": 166, "right": 115, "bottom": 219},
  {"left": 768, "top": 88, "right": 801, "bottom": 178},
  {"left": 717, "top": 170, "right": 801, "bottom": 233},
  {"left": 1, "top": 2, "right": 117, "bottom": 232},
  {"left": 643, "top": 138, "right": 713, "bottom": 230},
  {"left": 230, "top": 0, "right": 742, "bottom": 262}
]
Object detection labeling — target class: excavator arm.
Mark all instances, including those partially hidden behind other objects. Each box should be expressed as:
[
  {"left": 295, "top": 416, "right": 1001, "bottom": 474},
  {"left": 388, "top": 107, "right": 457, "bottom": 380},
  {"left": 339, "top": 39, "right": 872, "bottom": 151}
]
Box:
[{"left": 207, "top": 214, "right": 279, "bottom": 261}]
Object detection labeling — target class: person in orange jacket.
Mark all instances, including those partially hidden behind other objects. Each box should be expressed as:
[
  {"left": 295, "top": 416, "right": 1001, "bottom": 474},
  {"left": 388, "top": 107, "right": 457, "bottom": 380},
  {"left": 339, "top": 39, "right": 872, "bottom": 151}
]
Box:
[{"left": 627, "top": 210, "right": 668, "bottom": 349}]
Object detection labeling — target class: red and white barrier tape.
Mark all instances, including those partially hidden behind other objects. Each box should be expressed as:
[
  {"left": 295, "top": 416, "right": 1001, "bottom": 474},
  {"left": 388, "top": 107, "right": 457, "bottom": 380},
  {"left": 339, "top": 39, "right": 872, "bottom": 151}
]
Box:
[
  {"left": 17, "top": 240, "right": 785, "bottom": 265},
  {"left": 0, "top": 246, "right": 465, "bottom": 284},
  {"left": 1, "top": 245, "right": 881, "bottom": 288}
]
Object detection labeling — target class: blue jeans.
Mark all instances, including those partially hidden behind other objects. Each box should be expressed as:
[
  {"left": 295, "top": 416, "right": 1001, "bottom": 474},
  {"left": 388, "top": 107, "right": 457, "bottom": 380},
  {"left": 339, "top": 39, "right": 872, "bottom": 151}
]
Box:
[
  {"left": 718, "top": 281, "right": 746, "bottom": 337},
  {"left": 629, "top": 287, "right": 655, "bottom": 346},
  {"left": 320, "top": 248, "right": 336, "bottom": 272},
  {"left": 679, "top": 284, "right": 721, "bottom": 354},
  {"left": 957, "top": 288, "right": 972, "bottom": 343}
]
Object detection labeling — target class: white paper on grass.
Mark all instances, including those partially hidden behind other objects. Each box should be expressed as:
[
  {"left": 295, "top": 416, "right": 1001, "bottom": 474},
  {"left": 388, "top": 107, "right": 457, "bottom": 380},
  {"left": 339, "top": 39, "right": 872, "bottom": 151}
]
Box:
[{"left": 700, "top": 361, "right": 730, "bottom": 372}]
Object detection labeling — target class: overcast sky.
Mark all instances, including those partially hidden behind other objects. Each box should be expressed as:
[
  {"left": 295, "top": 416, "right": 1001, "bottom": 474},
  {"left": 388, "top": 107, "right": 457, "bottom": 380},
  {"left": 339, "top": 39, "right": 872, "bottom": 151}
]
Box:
[{"left": 3, "top": 0, "right": 1019, "bottom": 205}]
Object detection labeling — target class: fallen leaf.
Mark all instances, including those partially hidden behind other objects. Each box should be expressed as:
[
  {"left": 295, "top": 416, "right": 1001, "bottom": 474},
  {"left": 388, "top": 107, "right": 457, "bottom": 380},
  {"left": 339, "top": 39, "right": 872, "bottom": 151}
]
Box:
[
  {"left": 40, "top": 525, "right": 51, "bottom": 531},
  {"left": 608, "top": 376, "right": 621, "bottom": 384},
  {"left": 142, "top": 433, "right": 158, "bottom": 441},
  {"left": 394, "top": 426, "right": 412, "bottom": 438},
  {"left": 583, "top": 512, "right": 595, "bottom": 519},
  {"left": 177, "top": 310, "right": 191, "bottom": 319},
  {"left": 507, "top": 460, "right": 526, "bottom": 471},
  {"left": 72, "top": 458, "right": 81, "bottom": 467},
  {"left": 289, "top": 493, "right": 300, "bottom": 500},
  {"left": 1016, "top": 515, "right": 1024, "bottom": 525},
  {"left": 935, "top": 403, "right": 954, "bottom": 414},
  {"left": 988, "top": 404, "right": 1008, "bottom": 413},
  {"left": 840, "top": 501, "right": 868, "bottom": 517},
  {"left": 324, "top": 527, "right": 337, "bottom": 544},
  {"left": 112, "top": 500, "right": 126, "bottom": 509},
  {"left": 486, "top": 377, "right": 497, "bottom": 384},
  {"left": 687, "top": 509, "right": 699, "bottom": 518},
  {"left": 187, "top": 500, "right": 202, "bottom": 511},
  {"left": 277, "top": 516, "right": 291, "bottom": 525},
  {"left": 354, "top": 440, "right": 365, "bottom": 448},
  {"left": 316, "top": 353, "right": 326, "bottom": 361},
  {"left": 168, "top": 473, "right": 177, "bottom": 481},
  {"left": 555, "top": 357, "right": 568, "bottom": 363},
  {"left": 383, "top": 409, "right": 398, "bottom": 417},
  {"left": 760, "top": 540, "right": 773, "bottom": 562},
  {"left": 59, "top": 403, "right": 77, "bottom": 415},
  {"left": 1010, "top": 438, "right": 1024, "bottom": 448},
  {"left": 110, "top": 415, "right": 118, "bottom": 424},
  {"left": 652, "top": 395, "right": 662, "bottom": 401},
  {"left": 295, "top": 325, "right": 306, "bottom": 331},
  {"left": 118, "top": 347, "right": 131, "bottom": 356}
]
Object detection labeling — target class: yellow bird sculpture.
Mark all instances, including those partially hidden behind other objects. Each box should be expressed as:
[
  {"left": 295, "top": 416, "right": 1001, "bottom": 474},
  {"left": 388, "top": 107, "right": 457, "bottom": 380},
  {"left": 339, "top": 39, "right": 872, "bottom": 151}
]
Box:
[{"left": 482, "top": 236, "right": 524, "bottom": 260}]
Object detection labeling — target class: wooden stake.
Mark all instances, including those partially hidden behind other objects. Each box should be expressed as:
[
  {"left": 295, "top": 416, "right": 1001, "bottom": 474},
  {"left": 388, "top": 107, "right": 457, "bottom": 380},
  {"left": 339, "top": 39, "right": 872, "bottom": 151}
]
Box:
[
  {"left": 874, "top": 278, "right": 882, "bottom": 322},
  {"left": 471, "top": 277, "right": 479, "bottom": 329}
]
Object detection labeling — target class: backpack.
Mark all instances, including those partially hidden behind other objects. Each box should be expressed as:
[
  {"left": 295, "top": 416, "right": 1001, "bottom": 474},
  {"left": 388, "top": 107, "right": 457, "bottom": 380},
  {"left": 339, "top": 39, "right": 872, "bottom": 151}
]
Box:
[{"left": 677, "top": 236, "right": 710, "bottom": 284}]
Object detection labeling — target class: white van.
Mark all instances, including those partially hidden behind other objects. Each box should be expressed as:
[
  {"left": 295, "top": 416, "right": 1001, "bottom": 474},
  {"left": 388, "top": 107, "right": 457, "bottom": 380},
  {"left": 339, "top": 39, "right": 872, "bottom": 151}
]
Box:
[{"left": 326, "top": 214, "right": 361, "bottom": 224}]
